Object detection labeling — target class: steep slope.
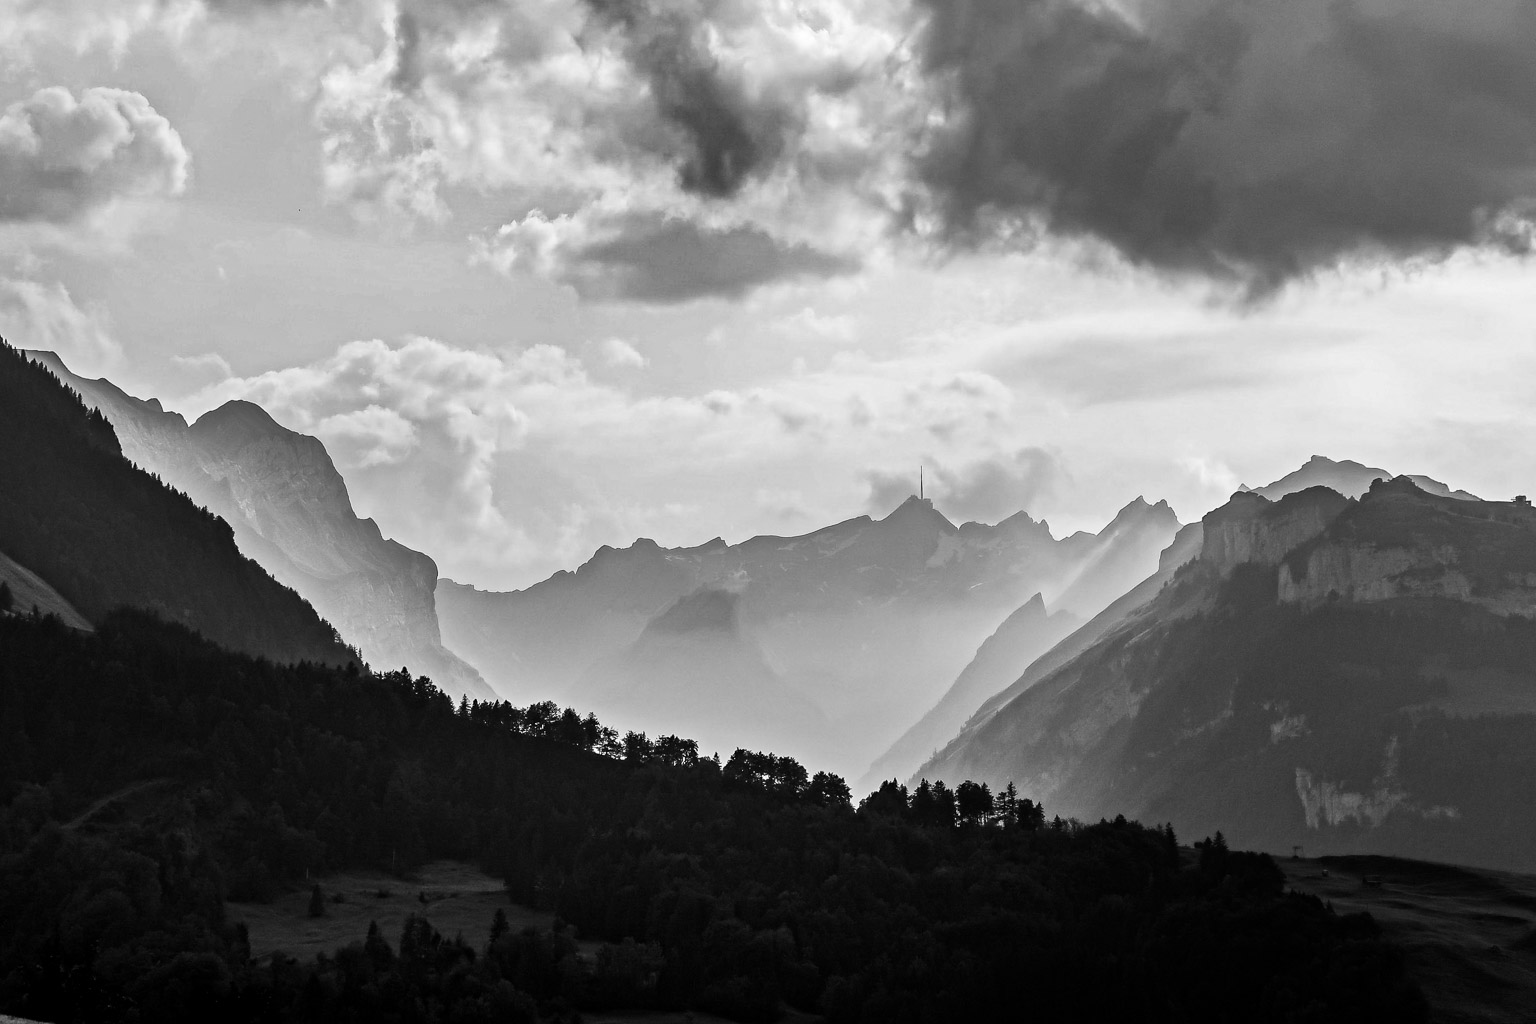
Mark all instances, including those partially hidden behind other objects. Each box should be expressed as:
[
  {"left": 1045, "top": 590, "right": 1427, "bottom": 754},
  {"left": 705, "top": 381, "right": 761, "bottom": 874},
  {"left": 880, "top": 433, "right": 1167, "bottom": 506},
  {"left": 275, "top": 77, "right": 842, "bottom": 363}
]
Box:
[
  {"left": 439, "top": 495, "right": 1181, "bottom": 776},
  {"left": 916, "top": 456, "right": 1481, "bottom": 783},
  {"left": 859, "top": 594, "right": 1081, "bottom": 790},
  {"left": 28, "top": 351, "right": 493, "bottom": 701},
  {"left": 0, "top": 549, "right": 92, "bottom": 630},
  {"left": 0, "top": 341, "right": 352, "bottom": 665},
  {"left": 571, "top": 587, "right": 833, "bottom": 763},
  {"left": 916, "top": 477, "right": 1536, "bottom": 873}
]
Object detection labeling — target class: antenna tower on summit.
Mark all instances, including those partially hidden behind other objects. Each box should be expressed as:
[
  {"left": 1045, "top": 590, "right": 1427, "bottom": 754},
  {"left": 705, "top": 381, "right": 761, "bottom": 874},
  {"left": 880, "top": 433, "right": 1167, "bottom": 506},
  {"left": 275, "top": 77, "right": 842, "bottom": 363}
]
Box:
[{"left": 920, "top": 465, "right": 924, "bottom": 500}]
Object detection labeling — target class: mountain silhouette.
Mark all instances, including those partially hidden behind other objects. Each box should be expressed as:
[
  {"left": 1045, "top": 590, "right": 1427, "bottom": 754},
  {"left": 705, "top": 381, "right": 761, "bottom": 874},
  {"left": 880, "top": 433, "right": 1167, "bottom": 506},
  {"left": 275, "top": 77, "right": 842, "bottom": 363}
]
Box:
[
  {"left": 439, "top": 492, "right": 1180, "bottom": 776},
  {"left": 29, "top": 351, "right": 494, "bottom": 701},
  {"left": 570, "top": 587, "right": 833, "bottom": 763},
  {"left": 0, "top": 342, "right": 352, "bottom": 666}
]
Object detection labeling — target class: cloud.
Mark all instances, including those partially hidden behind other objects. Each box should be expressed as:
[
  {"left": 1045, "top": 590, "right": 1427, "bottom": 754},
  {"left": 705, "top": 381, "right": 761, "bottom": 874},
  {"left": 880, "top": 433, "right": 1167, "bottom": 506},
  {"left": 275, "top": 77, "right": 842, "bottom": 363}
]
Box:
[
  {"left": 317, "top": 404, "right": 421, "bottom": 467},
  {"left": 864, "top": 467, "right": 919, "bottom": 515},
  {"left": 914, "top": 0, "right": 1536, "bottom": 292},
  {"left": 581, "top": 0, "right": 797, "bottom": 197},
  {"left": 598, "top": 337, "right": 648, "bottom": 369},
  {"left": 934, "top": 447, "right": 1064, "bottom": 522},
  {"left": 0, "top": 87, "right": 189, "bottom": 225},
  {"left": 304, "top": 0, "right": 921, "bottom": 296},
  {"left": 0, "top": 277, "right": 121, "bottom": 373},
  {"left": 479, "top": 209, "right": 859, "bottom": 302},
  {"left": 170, "top": 351, "right": 234, "bottom": 377},
  {"left": 191, "top": 336, "right": 536, "bottom": 562},
  {"left": 776, "top": 306, "right": 858, "bottom": 342},
  {"left": 865, "top": 446, "right": 1062, "bottom": 522}
]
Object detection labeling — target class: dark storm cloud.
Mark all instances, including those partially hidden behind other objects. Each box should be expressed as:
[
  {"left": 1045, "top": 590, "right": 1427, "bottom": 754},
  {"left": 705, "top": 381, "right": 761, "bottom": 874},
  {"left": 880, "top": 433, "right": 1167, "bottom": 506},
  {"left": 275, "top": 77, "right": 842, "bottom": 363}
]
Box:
[
  {"left": 582, "top": 0, "right": 796, "bottom": 197},
  {"left": 390, "top": 10, "right": 424, "bottom": 92},
  {"left": 916, "top": 0, "right": 1536, "bottom": 290},
  {"left": 566, "top": 215, "right": 858, "bottom": 302}
]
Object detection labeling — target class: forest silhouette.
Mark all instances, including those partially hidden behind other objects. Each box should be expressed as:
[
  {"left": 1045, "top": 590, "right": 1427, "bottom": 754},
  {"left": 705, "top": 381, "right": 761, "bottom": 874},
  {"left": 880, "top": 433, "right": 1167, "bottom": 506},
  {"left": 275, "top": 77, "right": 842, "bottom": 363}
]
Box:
[{"left": 0, "top": 610, "right": 1426, "bottom": 1022}]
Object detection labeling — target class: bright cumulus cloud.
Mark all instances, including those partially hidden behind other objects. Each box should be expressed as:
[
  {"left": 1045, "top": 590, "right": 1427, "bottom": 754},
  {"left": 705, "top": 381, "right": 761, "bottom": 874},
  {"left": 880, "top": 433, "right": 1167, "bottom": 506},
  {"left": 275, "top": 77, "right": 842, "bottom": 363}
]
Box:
[{"left": 0, "top": 86, "right": 188, "bottom": 224}]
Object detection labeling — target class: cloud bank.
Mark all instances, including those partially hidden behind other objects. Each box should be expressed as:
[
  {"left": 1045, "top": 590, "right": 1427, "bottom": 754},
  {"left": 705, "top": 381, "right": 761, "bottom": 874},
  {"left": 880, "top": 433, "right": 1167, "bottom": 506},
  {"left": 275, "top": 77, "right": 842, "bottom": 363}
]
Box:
[
  {"left": 0, "top": 87, "right": 189, "bottom": 224},
  {"left": 916, "top": 0, "right": 1536, "bottom": 291}
]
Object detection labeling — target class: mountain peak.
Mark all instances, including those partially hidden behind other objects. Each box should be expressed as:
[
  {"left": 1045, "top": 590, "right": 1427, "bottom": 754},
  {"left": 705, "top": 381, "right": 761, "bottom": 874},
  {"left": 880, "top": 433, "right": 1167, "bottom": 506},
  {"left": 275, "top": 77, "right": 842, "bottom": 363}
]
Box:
[
  {"left": 880, "top": 494, "right": 958, "bottom": 532},
  {"left": 191, "top": 399, "right": 293, "bottom": 447},
  {"left": 1106, "top": 495, "right": 1178, "bottom": 530}
]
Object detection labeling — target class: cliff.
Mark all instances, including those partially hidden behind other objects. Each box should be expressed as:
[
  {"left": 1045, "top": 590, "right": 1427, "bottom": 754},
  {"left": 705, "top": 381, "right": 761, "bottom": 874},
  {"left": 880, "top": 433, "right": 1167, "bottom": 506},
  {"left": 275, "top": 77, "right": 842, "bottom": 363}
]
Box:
[{"left": 1200, "top": 487, "right": 1351, "bottom": 571}]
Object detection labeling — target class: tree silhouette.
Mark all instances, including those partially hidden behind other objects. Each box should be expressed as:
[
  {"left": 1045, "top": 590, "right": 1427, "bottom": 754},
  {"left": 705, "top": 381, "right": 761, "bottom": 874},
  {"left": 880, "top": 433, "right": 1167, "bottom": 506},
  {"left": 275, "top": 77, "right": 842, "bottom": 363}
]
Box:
[{"left": 0, "top": 581, "right": 11, "bottom": 615}]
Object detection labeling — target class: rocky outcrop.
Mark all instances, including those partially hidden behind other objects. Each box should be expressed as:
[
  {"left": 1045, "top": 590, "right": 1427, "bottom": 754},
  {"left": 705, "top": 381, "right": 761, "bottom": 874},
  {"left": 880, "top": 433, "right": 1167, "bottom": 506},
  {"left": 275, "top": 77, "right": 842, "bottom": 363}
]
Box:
[
  {"left": 1278, "top": 544, "right": 1473, "bottom": 606},
  {"left": 30, "top": 352, "right": 495, "bottom": 701},
  {"left": 1200, "top": 487, "right": 1350, "bottom": 572}
]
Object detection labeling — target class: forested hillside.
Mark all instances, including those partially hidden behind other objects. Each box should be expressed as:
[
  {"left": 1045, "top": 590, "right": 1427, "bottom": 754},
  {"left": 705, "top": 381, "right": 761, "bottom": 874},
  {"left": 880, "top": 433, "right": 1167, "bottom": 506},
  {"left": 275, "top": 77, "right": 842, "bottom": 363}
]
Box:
[
  {"left": 0, "top": 610, "right": 1424, "bottom": 1023},
  {"left": 0, "top": 342, "right": 352, "bottom": 666}
]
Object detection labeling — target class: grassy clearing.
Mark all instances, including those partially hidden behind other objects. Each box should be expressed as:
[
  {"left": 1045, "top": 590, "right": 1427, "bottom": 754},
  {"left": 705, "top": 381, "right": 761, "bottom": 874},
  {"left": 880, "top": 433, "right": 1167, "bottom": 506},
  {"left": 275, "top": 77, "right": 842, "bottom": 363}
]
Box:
[
  {"left": 1284, "top": 855, "right": 1536, "bottom": 1024},
  {"left": 232, "top": 860, "right": 551, "bottom": 961}
]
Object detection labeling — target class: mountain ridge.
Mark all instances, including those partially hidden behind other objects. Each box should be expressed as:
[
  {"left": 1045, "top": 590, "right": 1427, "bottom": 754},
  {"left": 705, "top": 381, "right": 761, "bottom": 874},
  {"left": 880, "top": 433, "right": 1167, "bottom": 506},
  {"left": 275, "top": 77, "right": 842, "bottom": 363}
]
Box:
[
  {"left": 439, "top": 487, "right": 1181, "bottom": 776},
  {"left": 27, "top": 350, "right": 494, "bottom": 702},
  {"left": 912, "top": 476, "right": 1536, "bottom": 872}
]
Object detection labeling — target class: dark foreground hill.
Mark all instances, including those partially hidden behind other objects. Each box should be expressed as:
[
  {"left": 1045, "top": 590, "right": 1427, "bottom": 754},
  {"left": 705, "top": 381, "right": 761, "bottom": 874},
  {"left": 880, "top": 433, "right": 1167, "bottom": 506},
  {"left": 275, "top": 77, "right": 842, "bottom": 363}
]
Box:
[
  {"left": 0, "top": 341, "right": 352, "bottom": 667},
  {"left": 0, "top": 610, "right": 1424, "bottom": 1023},
  {"left": 918, "top": 478, "right": 1536, "bottom": 873},
  {"left": 1284, "top": 854, "right": 1536, "bottom": 1024}
]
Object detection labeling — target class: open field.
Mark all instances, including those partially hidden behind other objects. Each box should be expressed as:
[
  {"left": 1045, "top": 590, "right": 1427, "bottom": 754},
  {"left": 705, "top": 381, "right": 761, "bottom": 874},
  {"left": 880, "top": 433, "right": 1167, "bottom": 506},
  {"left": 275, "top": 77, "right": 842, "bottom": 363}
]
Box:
[
  {"left": 231, "top": 860, "right": 553, "bottom": 961},
  {"left": 1284, "top": 855, "right": 1536, "bottom": 1023}
]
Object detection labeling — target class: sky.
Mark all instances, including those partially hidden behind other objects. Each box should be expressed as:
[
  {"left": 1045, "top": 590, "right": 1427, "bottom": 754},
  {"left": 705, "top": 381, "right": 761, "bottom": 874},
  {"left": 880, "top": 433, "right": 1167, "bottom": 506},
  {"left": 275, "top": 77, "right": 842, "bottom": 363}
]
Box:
[{"left": 1, "top": 0, "right": 1534, "bottom": 591}]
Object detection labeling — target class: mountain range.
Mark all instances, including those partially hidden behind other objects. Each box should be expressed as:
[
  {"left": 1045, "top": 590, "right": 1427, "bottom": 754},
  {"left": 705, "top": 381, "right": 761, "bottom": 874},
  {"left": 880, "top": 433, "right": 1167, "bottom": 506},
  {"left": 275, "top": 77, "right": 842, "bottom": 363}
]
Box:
[
  {"left": 915, "top": 476, "right": 1536, "bottom": 872},
  {"left": 438, "top": 494, "right": 1181, "bottom": 777},
  {"left": 29, "top": 351, "right": 494, "bottom": 702}
]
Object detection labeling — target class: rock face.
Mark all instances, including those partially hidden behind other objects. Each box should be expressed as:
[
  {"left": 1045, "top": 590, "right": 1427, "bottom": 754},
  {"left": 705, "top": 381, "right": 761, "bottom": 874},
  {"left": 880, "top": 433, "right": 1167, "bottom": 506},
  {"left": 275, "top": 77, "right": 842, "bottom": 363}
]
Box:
[
  {"left": 439, "top": 493, "right": 1182, "bottom": 778},
  {"left": 1200, "top": 487, "right": 1350, "bottom": 571},
  {"left": 30, "top": 352, "right": 494, "bottom": 702},
  {"left": 1274, "top": 477, "right": 1536, "bottom": 617},
  {"left": 912, "top": 476, "right": 1536, "bottom": 873}
]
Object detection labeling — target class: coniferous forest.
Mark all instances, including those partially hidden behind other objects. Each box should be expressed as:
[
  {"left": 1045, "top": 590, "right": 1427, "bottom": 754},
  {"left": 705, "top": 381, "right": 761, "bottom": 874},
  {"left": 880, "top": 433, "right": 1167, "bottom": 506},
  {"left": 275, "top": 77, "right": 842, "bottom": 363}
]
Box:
[{"left": 0, "top": 610, "right": 1426, "bottom": 1023}]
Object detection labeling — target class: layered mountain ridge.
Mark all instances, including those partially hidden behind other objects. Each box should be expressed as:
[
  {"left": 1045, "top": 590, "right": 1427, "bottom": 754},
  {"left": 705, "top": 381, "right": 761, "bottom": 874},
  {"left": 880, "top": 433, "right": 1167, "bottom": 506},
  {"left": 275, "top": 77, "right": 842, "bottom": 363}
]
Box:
[
  {"left": 439, "top": 492, "right": 1181, "bottom": 776},
  {"left": 914, "top": 475, "right": 1536, "bottom": 872},
  {"left": 572, "top": 588, "right": 834, "bottom": 763},
  {"left": 28, "top": 351, "right": 493, "bottom": 702}
]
